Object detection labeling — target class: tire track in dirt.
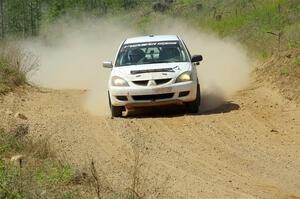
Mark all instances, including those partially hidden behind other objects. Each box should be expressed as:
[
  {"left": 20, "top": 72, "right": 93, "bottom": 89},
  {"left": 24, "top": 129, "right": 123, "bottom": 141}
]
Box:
[{"left": 0, "top": 86, "right": 299, "bottom": 199}]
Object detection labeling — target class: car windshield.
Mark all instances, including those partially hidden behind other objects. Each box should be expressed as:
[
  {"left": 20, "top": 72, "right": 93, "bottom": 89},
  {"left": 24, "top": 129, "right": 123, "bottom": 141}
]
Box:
[{"left": 115, "top": 41, "right": 190, "bottom": 67}]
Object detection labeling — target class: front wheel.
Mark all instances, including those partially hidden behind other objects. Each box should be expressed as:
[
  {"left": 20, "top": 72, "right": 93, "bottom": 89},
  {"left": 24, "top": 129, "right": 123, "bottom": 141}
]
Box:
[
  {"left": 186, "top": 84, "right": 201, "bottom": 114},
  {"left": 111, "top": 105, "right": 124, "bottom": 117},
  {"left": 108, "top": 92, "right": 125, "bottom": 117}
]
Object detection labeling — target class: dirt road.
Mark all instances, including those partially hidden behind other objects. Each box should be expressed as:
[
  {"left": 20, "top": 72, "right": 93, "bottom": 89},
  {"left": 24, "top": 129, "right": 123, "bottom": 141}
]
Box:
[{"left": 1, "top": 84, "right": 299, "bottom": 199}]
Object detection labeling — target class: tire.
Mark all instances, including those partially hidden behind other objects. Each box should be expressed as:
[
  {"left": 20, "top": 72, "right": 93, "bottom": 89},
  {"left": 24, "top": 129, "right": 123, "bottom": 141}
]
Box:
[
  {"left": 108, "top": 92, "right": 124, "bottom": 117},
  {"left": 111, "top": 105, "right": 124, "bottom": 117},
  {"left": 186, "top": 84, "right": 201, "bottom": 114}
]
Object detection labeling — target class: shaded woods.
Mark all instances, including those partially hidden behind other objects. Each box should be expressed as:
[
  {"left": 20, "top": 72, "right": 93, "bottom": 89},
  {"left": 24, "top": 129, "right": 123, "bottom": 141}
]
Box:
[{"left": 0, "top": 0, "right": 139, "bottom": 38}]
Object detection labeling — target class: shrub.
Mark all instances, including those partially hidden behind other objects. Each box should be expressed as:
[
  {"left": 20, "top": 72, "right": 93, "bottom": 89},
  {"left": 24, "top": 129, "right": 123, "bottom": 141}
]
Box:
[
  {"left": 0, "top": 128, "right": 83, "bottom": 198},
  {"left": 0, "top": 43, "right": 38, "bottom": 94}
]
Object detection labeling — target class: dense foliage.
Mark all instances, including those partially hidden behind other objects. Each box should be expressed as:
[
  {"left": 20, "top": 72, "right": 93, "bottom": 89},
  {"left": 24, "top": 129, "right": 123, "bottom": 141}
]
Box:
[
  {"left": 0, "top": 0, "right": 299, "bottom": 55},
  {"left": 0, "top": 0, "right": 140, "bottom": 38}
]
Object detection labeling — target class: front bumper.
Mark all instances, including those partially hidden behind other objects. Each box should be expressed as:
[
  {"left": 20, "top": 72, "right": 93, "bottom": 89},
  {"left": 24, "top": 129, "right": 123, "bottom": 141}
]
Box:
[{"left": 109, "top": 81, "right": 197, "bottom": 107}]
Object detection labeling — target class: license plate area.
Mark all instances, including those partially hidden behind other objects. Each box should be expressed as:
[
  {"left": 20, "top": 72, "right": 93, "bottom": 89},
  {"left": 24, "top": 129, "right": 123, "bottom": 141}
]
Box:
[{"left": 151, "top": 87, "right": 172, "bottom": 93}]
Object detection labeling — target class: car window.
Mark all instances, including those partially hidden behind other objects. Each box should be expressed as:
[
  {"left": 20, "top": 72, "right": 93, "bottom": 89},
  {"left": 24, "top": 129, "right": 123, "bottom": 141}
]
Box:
[{"left": 115, "top": 41, "right": 190, "bottom": 67}]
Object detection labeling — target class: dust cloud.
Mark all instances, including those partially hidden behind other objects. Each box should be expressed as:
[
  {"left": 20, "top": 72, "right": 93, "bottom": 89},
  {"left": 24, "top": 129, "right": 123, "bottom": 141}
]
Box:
[
  {"left": 23, "top": 17, "right": 137, "bottom": 116},
  {"left": 23, "top": 16, "right": 251, "bottom": 115},
  {"left": 145, "top": 17, "right": 251, "bottom": 111}
]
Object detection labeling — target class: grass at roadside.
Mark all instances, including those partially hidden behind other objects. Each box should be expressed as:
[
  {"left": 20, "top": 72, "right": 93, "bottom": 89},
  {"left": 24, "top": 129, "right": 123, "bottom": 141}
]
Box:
[
  {"left": 134, "top": 0, "right": 300, "bottom": 58},
  {"left": 0, "top": 127, "right": 85, "bottom": 198},
  {"left": 172, "top": 0, "right": 299, "bottom": 55},
  {"left": 280, "top": 57, "right": 300, "bottom": 76},
  {"left": 0, "top": 126, "right": 147, "bottom": 199}
]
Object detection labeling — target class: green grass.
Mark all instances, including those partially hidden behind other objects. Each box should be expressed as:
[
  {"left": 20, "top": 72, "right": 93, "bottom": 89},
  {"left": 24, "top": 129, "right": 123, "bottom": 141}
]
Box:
[
  {"left": 281, "top": 57, "right": 300, "bottom": 76},
  {"left": 34, "top": 162, "right": 74, "bottom": 185},
  {"left": 166, "top": 0, "right": 300, "bottom": 57},
  {"left": 0, "top": 128, "right": 27, "bottom": 155},
  {"left": 0, "top": 128, "right": 83, "bottom": 199}
]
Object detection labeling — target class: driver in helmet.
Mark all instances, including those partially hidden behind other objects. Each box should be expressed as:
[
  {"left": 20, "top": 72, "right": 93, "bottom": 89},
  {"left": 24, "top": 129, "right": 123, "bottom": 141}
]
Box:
[{"left": 128, "top": 48, "right": 145, "bottom": 64}]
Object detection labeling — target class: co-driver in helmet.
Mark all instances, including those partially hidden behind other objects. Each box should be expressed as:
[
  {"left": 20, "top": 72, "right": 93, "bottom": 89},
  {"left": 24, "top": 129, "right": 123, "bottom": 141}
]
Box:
[{"left": 128, "top": 48, "right": 145, "bottom": 64}]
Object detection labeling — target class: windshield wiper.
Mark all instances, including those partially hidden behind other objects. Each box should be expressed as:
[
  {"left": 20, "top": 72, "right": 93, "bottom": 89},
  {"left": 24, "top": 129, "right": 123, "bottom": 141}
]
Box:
[{"left": 147, "top": 60, "right": 171, "bottom": 64}]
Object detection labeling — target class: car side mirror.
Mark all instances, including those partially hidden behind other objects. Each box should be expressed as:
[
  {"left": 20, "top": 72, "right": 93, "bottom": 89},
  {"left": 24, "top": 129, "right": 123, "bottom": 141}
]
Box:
[
  {"left": 191, "top": 55, "right": 203, "bottom": 63},
  {"left": 103, "top": 61, "right": 113, "bottom": 68}
]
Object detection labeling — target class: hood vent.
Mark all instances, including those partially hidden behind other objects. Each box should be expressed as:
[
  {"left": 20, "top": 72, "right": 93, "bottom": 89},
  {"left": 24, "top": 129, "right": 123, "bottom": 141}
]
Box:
[{"left": 131, "top": 68, "right": 175, "bottom": 75}]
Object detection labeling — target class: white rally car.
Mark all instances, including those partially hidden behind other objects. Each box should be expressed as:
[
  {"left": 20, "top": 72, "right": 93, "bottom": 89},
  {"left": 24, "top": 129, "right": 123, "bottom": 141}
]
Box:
[{"left": 103, "top": 35, "right": 203, "bottom": 117}]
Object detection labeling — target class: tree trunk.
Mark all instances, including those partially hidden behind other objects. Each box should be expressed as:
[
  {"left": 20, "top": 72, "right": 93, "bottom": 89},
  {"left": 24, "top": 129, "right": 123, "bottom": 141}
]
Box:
[
  {"left": 30, "top": 1, "right": 34, "bottom": 36},
  {"left": 22, "top": 0, "right": 26, "bottom": 37},
  {"left": 36, "top": 0, "right": 41, "bottom": 35},
  {"left": 0, "top": 0, "right": 4, "bottom": 39}
]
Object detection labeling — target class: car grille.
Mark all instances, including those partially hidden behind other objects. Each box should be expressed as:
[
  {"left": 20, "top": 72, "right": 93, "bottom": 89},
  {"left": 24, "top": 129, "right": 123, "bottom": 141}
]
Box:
[
  {"left": 132, "top": 80, "right": 149, "bottom": 86},
  {"left": 132, "top": 93, "right": 174, "bottom": 101},
  {"left": 155, "top": 78, "right": 172, "bottom": 85},
  {"left": 132, "top": 78, "right": 172, "bottom": 86}
]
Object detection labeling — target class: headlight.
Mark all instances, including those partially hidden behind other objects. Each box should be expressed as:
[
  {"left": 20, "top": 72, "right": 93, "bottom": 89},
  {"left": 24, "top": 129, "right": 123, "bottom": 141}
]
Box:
[
  {"left": 176, "top": 72, "right": 192, "bottom": 83},
  {"left": 111, "top": 76, "right": 129, "bottom": 87}
]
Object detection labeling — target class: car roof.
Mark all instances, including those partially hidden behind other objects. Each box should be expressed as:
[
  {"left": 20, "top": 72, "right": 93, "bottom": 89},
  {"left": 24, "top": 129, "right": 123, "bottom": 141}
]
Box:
[{"left": 124, "top": 35, "right": 180, "bottom": 44}]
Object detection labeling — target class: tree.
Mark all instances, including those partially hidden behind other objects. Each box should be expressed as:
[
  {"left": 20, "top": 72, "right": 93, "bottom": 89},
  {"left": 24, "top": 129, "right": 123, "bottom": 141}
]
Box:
[
  {"left": 0, "top": 0, "right": 144, "bottom": 39},
  {"left": 0, "top": 0, "right": 4, "bottom": 39}
]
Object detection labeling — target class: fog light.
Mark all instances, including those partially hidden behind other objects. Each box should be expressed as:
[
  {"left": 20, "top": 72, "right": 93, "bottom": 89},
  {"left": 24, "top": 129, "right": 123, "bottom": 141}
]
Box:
[
  {"left": 179, "top": 91, "right": 190, "bottom": 97},
  {"left": 116, "top": 96, "right": 128, "bottom": 101}
]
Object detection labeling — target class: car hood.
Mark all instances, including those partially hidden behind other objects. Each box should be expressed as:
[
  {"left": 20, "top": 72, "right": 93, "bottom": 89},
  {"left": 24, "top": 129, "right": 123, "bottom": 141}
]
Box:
[{"left": 111, "top": 62, "right": 192, "bottom": 81}]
